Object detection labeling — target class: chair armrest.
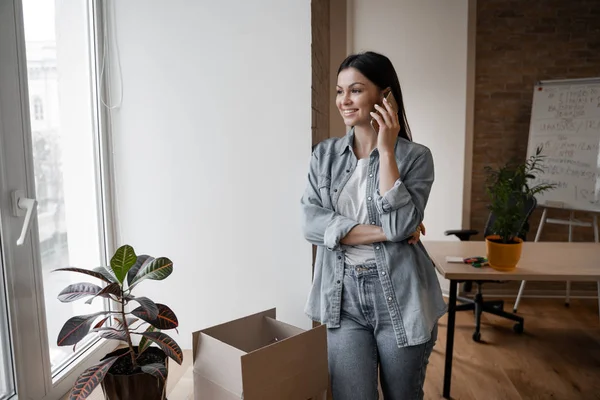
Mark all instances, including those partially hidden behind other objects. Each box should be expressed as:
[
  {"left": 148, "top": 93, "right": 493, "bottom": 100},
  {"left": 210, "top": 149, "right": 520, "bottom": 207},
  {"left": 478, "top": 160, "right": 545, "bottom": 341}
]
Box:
[{"left": 444, "top": 229, "right": 479, "bottom": 241}]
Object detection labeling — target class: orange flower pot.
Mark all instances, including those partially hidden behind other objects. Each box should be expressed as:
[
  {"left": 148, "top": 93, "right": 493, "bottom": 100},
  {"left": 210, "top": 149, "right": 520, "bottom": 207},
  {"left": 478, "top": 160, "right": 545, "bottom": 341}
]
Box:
[{"left": 485, "top": 235, "right": 523, "bottom": 271}]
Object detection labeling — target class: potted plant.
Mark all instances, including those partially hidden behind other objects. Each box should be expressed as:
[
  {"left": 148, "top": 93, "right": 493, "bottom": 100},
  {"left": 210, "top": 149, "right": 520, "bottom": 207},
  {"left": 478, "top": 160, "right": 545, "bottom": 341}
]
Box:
[
  {"left": 54, "top": 244, "right": 183, "bottom": 400},
  {"left": 483, "top": 146, "right": 556, "bottom": 271}
]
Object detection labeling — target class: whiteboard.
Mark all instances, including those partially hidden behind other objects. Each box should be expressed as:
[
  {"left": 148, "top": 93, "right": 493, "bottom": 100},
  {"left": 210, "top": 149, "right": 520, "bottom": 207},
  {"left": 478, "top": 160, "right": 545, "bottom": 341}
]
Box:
[{"left": 525, "top": 78, "right": 600, "bottom": 213}]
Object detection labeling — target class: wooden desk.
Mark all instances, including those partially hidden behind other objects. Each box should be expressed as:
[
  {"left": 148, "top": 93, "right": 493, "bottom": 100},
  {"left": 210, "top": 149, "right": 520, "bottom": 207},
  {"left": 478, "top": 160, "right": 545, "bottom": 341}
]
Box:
[{"left": 424, "top": 241, "right": 600, "bottom": 399}]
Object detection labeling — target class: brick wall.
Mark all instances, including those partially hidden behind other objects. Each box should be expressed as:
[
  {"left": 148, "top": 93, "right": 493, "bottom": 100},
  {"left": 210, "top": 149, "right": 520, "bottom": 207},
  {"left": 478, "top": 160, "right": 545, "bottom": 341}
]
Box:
[
  {"left": 474, "top": 1, "right": 600, "bottom": 294},
  {"left": 312, "top": 0, "right": 330, "bottom": 148},
  {"left": 474, "top": 0, "right": 600, "bottom": 241}
]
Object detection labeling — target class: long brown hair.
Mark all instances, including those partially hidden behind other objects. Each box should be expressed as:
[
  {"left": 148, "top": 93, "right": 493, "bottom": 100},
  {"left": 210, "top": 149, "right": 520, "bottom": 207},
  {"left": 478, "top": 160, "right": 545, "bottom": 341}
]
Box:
[{"left": 338, "top": 51, "right": 412, "bottom": 141}]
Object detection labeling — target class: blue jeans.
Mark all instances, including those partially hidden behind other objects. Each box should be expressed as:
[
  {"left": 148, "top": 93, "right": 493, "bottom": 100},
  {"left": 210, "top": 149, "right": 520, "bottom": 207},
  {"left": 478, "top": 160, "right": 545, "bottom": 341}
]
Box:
[{"left": 327, "top": 263, "right": 438, "bottom": 400}]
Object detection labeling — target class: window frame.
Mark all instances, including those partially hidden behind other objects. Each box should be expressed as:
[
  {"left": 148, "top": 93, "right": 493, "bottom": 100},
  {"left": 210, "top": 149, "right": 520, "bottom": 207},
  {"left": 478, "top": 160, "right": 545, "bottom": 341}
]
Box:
[{"left": 0, "top": 0, "right": 120, "bottom": 398}]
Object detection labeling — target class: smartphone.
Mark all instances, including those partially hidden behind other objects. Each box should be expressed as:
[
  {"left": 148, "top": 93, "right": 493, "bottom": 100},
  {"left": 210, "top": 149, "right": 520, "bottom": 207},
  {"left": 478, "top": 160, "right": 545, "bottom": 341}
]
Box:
[{"left": 370, "top": 89, "right": 399, "bottom": 133}]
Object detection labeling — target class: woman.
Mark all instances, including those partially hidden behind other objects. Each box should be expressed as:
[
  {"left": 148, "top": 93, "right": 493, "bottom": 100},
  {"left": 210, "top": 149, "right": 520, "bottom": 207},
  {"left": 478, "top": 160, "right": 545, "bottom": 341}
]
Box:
[{"left": 301, "top": 51, "right": 446, "bottom": 399}]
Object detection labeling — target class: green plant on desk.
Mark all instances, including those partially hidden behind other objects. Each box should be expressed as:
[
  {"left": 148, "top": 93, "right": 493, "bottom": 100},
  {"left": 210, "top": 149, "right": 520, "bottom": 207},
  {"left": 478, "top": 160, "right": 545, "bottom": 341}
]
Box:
[
  {"left": 53, "top": 244, "right": 182, "bottom": 400},
  {"left": 484, "top": 145, "right": 556, "bottom": 244},
  {"left": 483, "top": 145, "right": 557, "bottom": 271}
]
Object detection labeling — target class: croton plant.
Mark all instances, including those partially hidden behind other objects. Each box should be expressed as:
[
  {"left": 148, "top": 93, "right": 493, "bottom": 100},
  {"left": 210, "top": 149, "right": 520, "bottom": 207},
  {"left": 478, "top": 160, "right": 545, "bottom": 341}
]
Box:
[{"left": 54, "top": 244, "right": 182, "bottom": 399}]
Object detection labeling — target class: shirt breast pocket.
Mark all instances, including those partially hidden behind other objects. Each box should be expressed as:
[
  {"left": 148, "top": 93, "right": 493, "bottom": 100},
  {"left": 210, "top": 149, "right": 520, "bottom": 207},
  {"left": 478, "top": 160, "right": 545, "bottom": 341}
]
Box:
[{"left": 318, "top": 175, "right": 333, "bottom": 210}]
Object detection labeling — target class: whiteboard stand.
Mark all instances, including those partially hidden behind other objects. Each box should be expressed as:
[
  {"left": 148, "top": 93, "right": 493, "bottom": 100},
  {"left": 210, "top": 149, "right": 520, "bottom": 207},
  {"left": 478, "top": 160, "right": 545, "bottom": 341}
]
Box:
[
  {"left": 513, "top": 207, "right": 599, "bottom": 318},
  {"left": 519, "top": 77, "right": 600, "bottom": 319}
]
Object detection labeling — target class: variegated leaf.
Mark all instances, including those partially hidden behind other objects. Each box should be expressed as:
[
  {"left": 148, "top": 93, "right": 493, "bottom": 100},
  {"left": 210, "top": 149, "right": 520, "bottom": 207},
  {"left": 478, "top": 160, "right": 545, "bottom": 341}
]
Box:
[
  {"left": 96, "top": 328, "right": 128, "bottom": 342},
  {"left": 130, "top": 257, "right": 173, "bottom": 287},
  {"left": 114, "top": 317, "right": 139, "bottom": 330},
  {"left": 110, "top": 245, "right": 137, "bottom": 283},
  {"left": 137, "top": 331, "right": 183, "bottom": 365},
  {"left": 58, "top": 312, "right": 111, "bottom": 346},
  {"left": 52, "top": 267, "right": 112, "bottom": 284},
  {"left": 126, "top": 255, "right": 154, "bottom": 286},
  {"left": 58, "top": 282, "right": 102, "bottom": 303},
  {"left": 131, "top": 303, "right": 178, "bottom": 330},
  {"left": 68, "top": 356, "right": 119, "bottom": 400},
  {"left": 100, "top": 282, "right": 121, "bottom": 296},
  {"left": 127, "top": 296, "right": 158, "bottom": 320},
  {"left": 85, "top": 282, "right": 121, "bottom": 305},
  {"left": 137, "top": 326, "right": 157, "bottom": 355},
  {"left": 93, "top": 266, "right": 118, "bottom": 284},
  {"left": 93, "top": 317, "right": 110, "bottom": 330},
  {"left": 141, "top": 363, "right": 168, "bottom": 382}
]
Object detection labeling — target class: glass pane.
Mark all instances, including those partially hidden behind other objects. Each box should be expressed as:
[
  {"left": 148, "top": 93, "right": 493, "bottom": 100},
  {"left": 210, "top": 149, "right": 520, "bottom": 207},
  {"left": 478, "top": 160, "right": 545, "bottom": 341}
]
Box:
[
  {"left": 0, "top": 240, "right": 16, "bottom": 400},
  {"left": 22, "top": 0, "right": 106, "bottom": 375}
]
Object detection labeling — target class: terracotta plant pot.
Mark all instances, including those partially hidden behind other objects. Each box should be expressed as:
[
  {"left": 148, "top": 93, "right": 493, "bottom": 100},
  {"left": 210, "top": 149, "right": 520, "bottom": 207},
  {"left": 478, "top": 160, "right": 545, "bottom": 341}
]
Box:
[
  {"left": 100, "top": 347, "right": 168, "bottom": 400},
  {"left": 485, "top": 235, "right": 523, "bottom": 271}
]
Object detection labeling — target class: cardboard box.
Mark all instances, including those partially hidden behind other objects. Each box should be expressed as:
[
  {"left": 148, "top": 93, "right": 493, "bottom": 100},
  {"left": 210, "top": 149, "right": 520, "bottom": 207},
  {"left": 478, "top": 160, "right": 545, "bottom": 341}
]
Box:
[{"left": 192, "top": 308, "right": 329, "bottom": 400}]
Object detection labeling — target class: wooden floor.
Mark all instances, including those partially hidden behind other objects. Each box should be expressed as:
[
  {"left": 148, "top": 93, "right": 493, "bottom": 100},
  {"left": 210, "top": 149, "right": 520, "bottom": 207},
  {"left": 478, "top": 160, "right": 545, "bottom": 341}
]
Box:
[
  {"left": 61, "top": 298, "right": 600, "bottom": 400},
  {"left": 424, "top": 298, "right": 600, "bottom": 400}
]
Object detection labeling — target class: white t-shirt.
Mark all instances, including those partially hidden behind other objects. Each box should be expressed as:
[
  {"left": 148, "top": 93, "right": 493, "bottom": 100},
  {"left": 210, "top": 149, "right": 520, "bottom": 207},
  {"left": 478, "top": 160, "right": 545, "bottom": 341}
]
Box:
[{"left": 336, "top": 158, "right": 376, "bottom": 265}]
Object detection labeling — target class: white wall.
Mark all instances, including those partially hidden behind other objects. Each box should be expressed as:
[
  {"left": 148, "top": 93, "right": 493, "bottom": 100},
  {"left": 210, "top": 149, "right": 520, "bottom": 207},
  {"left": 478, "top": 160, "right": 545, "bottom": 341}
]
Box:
[
  {"left": 348, "top": 0, "right": 472, "bottom": 242},
  {"left": 108, "top": 1, "right": 312, "bottom": 349}
]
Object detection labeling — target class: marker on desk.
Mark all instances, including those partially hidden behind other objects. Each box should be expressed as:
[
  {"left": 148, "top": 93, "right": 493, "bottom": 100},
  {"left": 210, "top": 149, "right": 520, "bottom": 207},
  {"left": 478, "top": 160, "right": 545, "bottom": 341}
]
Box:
[
  {"left": 445, "top": 256, "right": 488, "bottom": 267},
  {"left": 464, "top": 256, "right": 488, "bottom": 268}
]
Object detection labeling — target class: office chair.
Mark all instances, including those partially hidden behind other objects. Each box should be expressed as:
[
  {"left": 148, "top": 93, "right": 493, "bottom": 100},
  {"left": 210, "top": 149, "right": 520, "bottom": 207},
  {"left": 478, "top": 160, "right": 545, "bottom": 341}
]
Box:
[{"left": 443, "top": 196, "right": 537, "bottom": 342}]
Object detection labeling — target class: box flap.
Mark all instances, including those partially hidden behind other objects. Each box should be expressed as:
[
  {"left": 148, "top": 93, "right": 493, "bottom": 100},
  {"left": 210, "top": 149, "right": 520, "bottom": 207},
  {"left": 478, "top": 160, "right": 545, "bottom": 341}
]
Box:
[
  {"left": 262, "top": 317, "right": 304, "bottom": 345},
  {"left": 240, "top": 324, "right": 328, "bottom": 400},
  {"left": 200, "top": 309, "right": 277, "bottom": 353},
  {"left": 193, "top": 332, "right": 244, "bottom": 397},
  {"left": 194, "top": 373, "right": 240, "bottom": 400}
]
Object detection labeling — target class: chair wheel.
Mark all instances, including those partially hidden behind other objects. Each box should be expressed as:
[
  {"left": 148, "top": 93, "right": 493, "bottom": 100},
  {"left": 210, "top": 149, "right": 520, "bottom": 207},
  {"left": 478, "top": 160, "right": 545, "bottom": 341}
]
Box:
[
  {"left": 513, "top": 323, "right": 524, "bottom": 334},
  {"left": 472, "top": 332, "right": 481, "bottom": 342}
]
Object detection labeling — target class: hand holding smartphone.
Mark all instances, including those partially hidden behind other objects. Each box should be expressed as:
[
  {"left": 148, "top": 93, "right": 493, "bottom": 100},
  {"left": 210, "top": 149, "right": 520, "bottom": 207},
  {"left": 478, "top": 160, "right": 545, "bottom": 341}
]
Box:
[{"left": 370, "top": 89, "right": 399, "bottom": 133}]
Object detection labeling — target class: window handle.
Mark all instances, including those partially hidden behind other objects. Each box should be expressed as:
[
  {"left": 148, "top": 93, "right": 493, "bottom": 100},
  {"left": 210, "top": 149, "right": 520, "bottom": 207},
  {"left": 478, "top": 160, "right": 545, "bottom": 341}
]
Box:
[{"left": 12, "top": 190, "right": 37, "bottom": 246}]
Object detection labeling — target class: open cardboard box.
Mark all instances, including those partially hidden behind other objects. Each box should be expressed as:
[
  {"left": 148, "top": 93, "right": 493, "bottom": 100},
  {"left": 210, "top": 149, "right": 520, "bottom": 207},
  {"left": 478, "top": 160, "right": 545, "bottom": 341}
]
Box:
[{"left": 192, "top": 308, "right": 329, "bottom": 400}]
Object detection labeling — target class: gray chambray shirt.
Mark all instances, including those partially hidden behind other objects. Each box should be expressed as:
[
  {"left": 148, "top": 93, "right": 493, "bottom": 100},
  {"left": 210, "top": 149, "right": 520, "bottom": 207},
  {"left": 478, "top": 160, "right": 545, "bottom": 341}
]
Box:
[{"left": 301, "top": 128, "right": 447, "bottom": 347}]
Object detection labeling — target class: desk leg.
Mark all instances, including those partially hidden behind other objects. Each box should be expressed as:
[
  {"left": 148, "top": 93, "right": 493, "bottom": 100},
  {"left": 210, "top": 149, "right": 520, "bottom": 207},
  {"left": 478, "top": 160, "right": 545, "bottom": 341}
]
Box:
[{"left": 443, "top": 280, "right": 457, "bottom": 399}]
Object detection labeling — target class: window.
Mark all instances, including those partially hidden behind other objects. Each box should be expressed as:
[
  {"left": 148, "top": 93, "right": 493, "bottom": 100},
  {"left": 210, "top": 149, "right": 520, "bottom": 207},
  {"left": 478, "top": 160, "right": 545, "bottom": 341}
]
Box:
[
  {"left": 22, "top": 0, "right": 113, "bottom": 375},
  {"left": 32, "top": 97, "right": 43, "bottom": 120},
  {"left": 0, "top": 255, "right": 16, "bottom": 400},
  {"left": 0, "top": 0, "right": 117, "bottom": 398}
]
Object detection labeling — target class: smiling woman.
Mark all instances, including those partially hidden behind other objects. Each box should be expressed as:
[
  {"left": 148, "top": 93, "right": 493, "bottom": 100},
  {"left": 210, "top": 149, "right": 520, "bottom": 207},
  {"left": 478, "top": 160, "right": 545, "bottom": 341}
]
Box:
[
  {"left": 336, "top": 80, "right": 369, "bottom": 122},
  {"left": 302, "top": 51, "right": 445, "bottom": 400}
]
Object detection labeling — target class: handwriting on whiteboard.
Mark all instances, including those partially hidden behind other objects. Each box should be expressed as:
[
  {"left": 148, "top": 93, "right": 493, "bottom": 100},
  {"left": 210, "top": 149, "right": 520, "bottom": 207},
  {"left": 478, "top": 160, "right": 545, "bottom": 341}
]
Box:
[{"left": 527, "top": 82, "right": 600, "bottom": 211}]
